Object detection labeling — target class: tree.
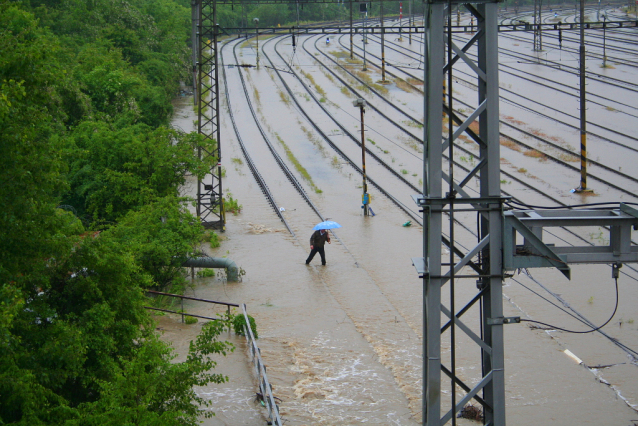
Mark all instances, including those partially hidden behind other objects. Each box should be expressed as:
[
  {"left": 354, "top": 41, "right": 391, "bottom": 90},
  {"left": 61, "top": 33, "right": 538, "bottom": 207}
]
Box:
[
  {"left": 105, "top": 197, "right": 205, "bottom": 289},
  {"left": 64, "top": 122, "right": 215, "bottom": 225},
  {"left": 0, "top": 3, "right": 232, "bottom": 424}
]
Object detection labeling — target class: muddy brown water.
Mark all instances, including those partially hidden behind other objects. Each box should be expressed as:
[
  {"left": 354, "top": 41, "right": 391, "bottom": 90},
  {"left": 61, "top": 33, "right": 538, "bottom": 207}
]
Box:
[{"left": 163, "top": 25, "right": 638, "bottom": 425}]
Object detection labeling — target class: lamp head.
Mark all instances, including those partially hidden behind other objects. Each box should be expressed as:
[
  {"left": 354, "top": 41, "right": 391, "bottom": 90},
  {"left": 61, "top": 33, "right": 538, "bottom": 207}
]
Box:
[{"left": 352, "top": 98, "right": 367, "bottom": 108}]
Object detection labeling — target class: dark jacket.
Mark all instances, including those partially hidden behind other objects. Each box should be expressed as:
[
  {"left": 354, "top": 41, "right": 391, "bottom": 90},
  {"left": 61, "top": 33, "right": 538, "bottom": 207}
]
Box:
[{"left": 310, "top": 230, "right": 330, "bottom": 248}]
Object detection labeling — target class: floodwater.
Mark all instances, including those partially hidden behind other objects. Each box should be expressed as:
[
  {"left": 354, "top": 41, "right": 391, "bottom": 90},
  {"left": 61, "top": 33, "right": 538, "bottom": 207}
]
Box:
[{"left": 162, "top": 13, "right": 638, "bottom": 425}]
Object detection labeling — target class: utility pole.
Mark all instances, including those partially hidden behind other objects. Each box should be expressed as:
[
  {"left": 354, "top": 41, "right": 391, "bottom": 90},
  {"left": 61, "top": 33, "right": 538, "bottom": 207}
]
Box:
[
  {"left": 254, "top": 17, "right": 260, "bottom": 68},
  {"left": 380, "top": 0, "right": 388, "bottom": 82},
  {"left": 533, "top": 0, "right": 543, "bottom": 50},
  {"left": 350, "top": 0, "right": 353, "bottom": 59},
  {"left": 602, "top": 14, "right": 607, "bottom": 67},
  {"left": 409, "top": 0, "right": 412, "bottom": 44},
  {"left": 399, "top": 2, "right": 403, "bottom": 41},
  {"left": 354, "top": 98, "right": 370, "bottom": 216},
  {"left": 362, "top": 3, "right": 368, "bottom": 71},
  {"left": 575, "top": 0, "right": 591, "bottom": 192}
]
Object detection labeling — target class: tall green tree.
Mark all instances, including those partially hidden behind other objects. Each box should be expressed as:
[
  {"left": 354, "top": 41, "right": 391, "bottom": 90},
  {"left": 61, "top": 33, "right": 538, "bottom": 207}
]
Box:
[{"left": 0, "top": 2, "right": 232, "bottom": 424}]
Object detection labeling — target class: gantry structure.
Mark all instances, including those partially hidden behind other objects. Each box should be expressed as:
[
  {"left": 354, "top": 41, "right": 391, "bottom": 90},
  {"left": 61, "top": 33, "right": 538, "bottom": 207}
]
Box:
[{"left": 191, "top": 0, "right": 638, "bottom": 424}]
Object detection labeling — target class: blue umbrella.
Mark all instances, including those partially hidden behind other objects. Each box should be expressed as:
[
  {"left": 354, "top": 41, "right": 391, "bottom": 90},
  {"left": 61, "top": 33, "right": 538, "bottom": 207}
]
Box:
[{"left": 313, "top": 220, "right": 342, "bottom": 231}]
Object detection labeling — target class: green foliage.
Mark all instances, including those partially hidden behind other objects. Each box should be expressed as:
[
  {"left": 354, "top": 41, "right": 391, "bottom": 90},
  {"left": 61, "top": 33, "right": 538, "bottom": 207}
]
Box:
[
  {"left": 224, "top": 193, "right": 243, "bottom": 216},
  {"left": 184, "top": 315, "right": 199, "bottom": 324},
  {"left": 197, "top": 269, "right": 216, "bottom": 278},
  {"left": 202, "top": 230, "right": 221, "bottom": 248},
  {"left": 232, "top": 313, "right": 258, "bottom": 338},
  {"left": 64, "top": 123, "right": 215, "bottom": 225},
  {"left": 105, "top": 197, "right": 204, "bottom": 288},
  {"left": 0, "top": 1, "right": 232, "bottom": 424}
]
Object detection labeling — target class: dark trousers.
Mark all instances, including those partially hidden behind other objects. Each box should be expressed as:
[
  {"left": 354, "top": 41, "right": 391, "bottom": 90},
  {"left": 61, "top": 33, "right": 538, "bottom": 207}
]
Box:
[{"left": 306, "top": 246, "right": 326, "bottom": 265}]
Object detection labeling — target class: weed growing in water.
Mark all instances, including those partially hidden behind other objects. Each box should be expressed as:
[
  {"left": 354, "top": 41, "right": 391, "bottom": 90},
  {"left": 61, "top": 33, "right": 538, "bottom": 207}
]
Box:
[
  {"left": 225, "top": 193, "right": 242, "bottom": 215},
  {"left": 500, "top": 138, "right": 521, "bottom": 152},
  {"left": 202, "top": 230, "right": 221, "bottom": 248},
  {"left": 524, "top": 149, "right": 547, "bottom": 161},
  {"left": 301, "top": 70, "right": 326, "bottom": 97},
  {"left": 279, "top": 90, "right": 291, "bottom": 105},
  {"left": 402, "top": 119, "right": 423, "bottom": 129},
  {"left": 275, "top": 133, "right": 322, "bottom": 194}
]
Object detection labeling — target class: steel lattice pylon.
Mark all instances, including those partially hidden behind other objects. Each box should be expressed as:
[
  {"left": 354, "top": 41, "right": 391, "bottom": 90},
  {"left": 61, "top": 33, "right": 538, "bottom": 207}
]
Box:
[
  {"left": 195, "top": 0, "right": 225, "bottom": 230},
  {"left": 417, "top": 0, "right": 506, "bottom": 424}
]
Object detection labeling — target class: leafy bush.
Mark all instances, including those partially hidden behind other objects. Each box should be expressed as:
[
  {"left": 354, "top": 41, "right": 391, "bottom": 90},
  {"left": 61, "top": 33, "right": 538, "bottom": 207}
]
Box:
[
  {"left": 232, "top": 313, "right": 258, "bottom": 338},
  {"left": 184, "top": 315, "right": 198, "bottom": 324},
  {"left": 197, "top": 268, "right": 216, "bottom": 278},
  {"left": 225, "top": 193, "right": 242, "bottom": 215},
  {"left": 202, "top": 230, "right": 220, "bottom": 248}
]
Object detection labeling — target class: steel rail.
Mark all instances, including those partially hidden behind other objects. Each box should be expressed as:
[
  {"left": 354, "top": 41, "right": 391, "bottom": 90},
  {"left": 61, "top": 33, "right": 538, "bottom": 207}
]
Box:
[
  {"left": 348, "top": 33, "right": 638, "bottom": 196},
  {"left": 262, "top": 35, "right": 424, "bottom": 225},
  {"left": 267, "top": 34, "right": 492, "bottom": 267},
  {"left": 219, "top": 38, "right": 296, "bottom": 236},
  {"left": 225, "top": 35, "right": 354, "bottom": 254},
  {"left": 231, "top": 40, "right": 324, "bottom": 219}
]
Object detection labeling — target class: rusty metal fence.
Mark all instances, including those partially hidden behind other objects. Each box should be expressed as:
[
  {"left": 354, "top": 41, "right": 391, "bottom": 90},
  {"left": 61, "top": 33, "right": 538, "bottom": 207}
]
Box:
[
  {"left": 144, "top": 289, "right": 238, "bottom": 323},
  {"left": 144, "top": 291, "right": 282, "bottom": 425},
  {"left": 241, "top": 303, "right": 282, "bottom": 426}
]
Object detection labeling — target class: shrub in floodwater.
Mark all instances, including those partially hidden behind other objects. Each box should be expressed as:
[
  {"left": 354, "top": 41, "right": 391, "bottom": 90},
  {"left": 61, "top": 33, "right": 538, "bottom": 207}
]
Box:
[
  {"left": 197, "top": 268, "right": 216, "bottom": 278},
  {"left": 232, "top": 313, "right": 258, "bottom": 338},
  {"left": 202, "top": 230, "right": 220, "bottom": 248},
  {"left": 225, "top": 193, "right": 242, "bottom": 215},
  {"left": 184, "top": 315, "right": 198, "bottom": 324}
]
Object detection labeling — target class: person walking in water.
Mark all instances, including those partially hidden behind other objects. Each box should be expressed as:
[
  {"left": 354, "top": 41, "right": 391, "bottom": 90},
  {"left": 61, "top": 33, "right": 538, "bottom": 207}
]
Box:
[{"left": 305, "top": 229, "right": 331, "bottom": 265}]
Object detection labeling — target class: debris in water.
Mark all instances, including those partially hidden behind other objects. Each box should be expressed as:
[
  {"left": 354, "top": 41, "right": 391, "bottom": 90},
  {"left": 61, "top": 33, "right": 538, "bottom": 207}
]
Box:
[
  {"left": 457, "top": 404, "right": 483, "bottom": 421},
  {"left": 402, "top": 221, "right": 412, "bottom": 227},
  {"left": 247, "top": 222, "right": 280, "bottom": 234}
]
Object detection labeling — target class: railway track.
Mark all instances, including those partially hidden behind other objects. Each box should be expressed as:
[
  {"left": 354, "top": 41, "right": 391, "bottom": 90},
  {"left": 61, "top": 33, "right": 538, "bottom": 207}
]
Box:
[
  {"left": 216, "top": 24, "right": 638, "bottom": 419},
  {"left": 340, "top": 31, "right": 638, "bottom": 198}
]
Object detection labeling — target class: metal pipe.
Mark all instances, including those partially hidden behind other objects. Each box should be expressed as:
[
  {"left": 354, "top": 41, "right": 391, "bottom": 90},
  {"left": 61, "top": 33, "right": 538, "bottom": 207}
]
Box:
[
  {"left": 183, "top": 256, "right": 240, "bottom": 281},
  {"left": 446, "top": 2, "right": 457, "bottom": 423}
]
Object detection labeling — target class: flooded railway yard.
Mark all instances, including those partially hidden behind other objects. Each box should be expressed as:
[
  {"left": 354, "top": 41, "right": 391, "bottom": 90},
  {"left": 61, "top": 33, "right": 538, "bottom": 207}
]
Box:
[{"left": 167, "top": 7, "right": 638, "bottom": 425}]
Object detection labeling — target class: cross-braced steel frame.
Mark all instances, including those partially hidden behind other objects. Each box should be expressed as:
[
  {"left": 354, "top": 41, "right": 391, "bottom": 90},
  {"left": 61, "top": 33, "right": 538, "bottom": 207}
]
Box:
[
  {"left": 192, "top": 2, "right": 638, "bottom": 424},
  {"left": 418, "top": 0, "right": 506, "bottom": 424},
  {"left": 195, "top": 0, "right": 225, "bottom": 230}
]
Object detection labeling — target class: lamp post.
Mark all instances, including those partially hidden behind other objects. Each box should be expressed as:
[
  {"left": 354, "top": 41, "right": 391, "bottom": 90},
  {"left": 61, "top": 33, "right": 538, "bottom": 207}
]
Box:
[
  {"left": 253, "top": 17, "right": 260, "bottom": 68},
  {"left": 353, "top": 98, "right": 370, "bottom": 216}
]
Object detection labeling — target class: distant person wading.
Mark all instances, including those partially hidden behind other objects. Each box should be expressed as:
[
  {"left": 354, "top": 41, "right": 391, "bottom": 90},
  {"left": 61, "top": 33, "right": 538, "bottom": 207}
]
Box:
[{"left": 305, "top": 229, "right": 331, "bottom": 265}]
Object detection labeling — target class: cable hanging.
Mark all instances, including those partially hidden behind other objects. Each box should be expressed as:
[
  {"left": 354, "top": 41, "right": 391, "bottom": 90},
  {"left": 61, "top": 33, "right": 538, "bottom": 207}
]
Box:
[{"left": 520, "top": 263, "right": 621, "bottom": 335}]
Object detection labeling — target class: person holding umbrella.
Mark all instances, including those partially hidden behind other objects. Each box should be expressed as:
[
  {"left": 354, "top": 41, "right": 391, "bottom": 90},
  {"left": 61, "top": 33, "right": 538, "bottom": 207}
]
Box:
[{"left": 305, "top": 221, "right": 341, "bottom": 265}]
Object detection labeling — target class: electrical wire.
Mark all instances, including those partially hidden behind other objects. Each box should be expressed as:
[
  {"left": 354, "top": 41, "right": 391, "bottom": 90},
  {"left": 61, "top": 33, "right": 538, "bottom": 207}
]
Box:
[
  {"left": 506, "top": 199, "right": 638, "bottom": 210},
  {"left": 520, "top": 276, "right": 619, "bottom": 334}
]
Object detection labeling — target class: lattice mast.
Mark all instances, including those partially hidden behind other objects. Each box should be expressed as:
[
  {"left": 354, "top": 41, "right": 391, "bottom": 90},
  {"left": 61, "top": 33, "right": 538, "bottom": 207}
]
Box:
[
  {"left": 195, "top": 0, "right": 225, "bottom": 230},
  {"left": 419, "top": 0, "right": 506, "bottom": 423}
]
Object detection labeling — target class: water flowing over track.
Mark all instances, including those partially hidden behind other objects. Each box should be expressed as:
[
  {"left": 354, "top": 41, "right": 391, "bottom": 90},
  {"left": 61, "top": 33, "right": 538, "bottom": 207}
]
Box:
[{"left": 198, "top": 14, "right": 638, "bottom": 423}]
